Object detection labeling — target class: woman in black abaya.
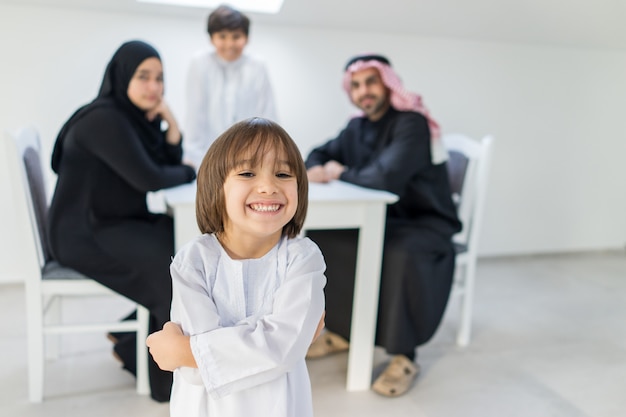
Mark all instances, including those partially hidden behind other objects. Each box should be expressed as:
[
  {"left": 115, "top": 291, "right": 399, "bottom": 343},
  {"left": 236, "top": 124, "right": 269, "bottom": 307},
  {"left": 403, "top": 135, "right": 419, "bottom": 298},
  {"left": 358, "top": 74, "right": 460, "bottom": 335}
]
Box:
[{"left": 47, "top": 40, "right": 196, "bottom": 402}]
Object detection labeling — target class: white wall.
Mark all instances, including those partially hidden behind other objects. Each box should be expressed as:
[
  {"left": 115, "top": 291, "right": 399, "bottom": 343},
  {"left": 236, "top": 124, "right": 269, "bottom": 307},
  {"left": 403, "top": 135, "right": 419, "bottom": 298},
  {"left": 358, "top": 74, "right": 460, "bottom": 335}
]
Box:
[{"left": 2, "top": 3, "right": 625, "bottom": 283}]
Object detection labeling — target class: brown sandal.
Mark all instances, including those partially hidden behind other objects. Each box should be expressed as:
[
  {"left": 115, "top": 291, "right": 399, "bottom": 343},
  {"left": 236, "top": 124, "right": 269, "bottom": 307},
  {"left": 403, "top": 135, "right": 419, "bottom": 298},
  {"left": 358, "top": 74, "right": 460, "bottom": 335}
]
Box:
[
  {"left": 306, "top": 330, "right": 349, "bottom": 359},
  {"left": 371, "top": 355, "right": 420, "bottom": 397}
]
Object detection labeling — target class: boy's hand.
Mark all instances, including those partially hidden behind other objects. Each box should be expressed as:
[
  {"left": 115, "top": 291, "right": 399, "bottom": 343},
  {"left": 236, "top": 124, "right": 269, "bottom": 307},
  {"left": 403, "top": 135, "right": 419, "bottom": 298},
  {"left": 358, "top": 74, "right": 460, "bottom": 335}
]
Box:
[{"left": 146, "top": 321, "right": 196, "bottom": 371}]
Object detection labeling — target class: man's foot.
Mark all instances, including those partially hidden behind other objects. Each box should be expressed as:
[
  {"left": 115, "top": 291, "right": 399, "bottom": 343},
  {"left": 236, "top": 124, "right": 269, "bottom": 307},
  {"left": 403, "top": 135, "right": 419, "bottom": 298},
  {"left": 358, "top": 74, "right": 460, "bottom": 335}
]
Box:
[
  {"left": 371, "top": 355, "right": 420, "bottom": 397},
  {"left": 306, "top": 330, "right": 349, "bottom": 359}
]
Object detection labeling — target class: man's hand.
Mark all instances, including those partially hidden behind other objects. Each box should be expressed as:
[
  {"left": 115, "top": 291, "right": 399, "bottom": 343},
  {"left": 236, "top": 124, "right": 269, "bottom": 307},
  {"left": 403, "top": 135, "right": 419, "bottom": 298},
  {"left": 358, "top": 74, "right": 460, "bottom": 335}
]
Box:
[
  {"left": 146, "top": 321, "right": 197, "bottom": 371},
  {"left": 323, "top": 161, "right": 346, "bottom": 180},
  {"left": 307, "top": 165, "right": 330, "bottom": 183},
  {"left": 307, "top": 161, "right": 347, "bottom": 183}
]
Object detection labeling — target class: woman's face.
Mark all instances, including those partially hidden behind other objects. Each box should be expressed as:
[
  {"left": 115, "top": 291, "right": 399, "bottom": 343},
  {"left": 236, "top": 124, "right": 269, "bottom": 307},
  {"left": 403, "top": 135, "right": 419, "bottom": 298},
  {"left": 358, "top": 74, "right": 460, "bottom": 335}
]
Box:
[{"left": 126, "top": 57, "right": 163, "bottom": 112}]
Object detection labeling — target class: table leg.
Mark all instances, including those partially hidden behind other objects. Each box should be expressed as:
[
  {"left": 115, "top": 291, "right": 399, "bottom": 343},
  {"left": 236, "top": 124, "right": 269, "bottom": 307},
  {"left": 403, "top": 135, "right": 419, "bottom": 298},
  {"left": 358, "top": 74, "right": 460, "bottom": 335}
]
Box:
[
  {"left": 346, "top": 203, "right": 387, "bottom": 391},
  {"left": 170, "top": 204, "right": 198, "bottom": 250}
]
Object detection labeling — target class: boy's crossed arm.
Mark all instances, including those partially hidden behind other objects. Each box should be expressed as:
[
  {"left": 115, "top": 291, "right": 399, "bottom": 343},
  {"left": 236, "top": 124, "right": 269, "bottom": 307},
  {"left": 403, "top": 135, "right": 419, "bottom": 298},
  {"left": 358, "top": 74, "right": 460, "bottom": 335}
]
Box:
[{"left": 147, "top": 311, "right": 326, "bottom": 372}]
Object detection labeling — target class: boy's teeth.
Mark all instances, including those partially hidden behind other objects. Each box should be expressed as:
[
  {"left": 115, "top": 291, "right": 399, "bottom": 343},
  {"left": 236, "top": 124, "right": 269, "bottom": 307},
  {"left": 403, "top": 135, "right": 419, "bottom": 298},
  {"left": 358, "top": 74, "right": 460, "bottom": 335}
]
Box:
[{"left": 251, "top": 204, "right": 280, "bottom": 212}]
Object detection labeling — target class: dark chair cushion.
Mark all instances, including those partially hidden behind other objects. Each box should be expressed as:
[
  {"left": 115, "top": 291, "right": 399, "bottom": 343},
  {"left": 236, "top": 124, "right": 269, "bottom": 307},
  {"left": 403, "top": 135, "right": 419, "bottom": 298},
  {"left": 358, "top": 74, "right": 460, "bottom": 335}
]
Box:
[
  {"left": 454, "top": 242, "right": 468, "bottom": 255},
  {"left": 23, "top": 146, "right": 51, "bottom": 262},
  {"left": 42, "top": 261, "right": 89, "bottom": 280},
  {"left": 446, "top": 150, "right": 469, "bottom": 201}
]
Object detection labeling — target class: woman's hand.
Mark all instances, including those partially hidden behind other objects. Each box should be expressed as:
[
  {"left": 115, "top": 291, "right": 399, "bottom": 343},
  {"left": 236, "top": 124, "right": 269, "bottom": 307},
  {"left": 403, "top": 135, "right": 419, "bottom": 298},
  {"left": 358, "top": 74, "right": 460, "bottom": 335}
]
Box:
[{"left": 145, "top": 99, "right": 182, "bottom": 146}]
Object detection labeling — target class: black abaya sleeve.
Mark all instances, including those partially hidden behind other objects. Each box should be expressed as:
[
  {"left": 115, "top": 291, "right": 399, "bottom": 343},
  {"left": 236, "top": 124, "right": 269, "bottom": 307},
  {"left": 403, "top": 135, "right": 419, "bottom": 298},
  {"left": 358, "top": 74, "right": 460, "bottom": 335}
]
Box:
[
  {"left": 339, "top": 112, "right": 431, "bottom": 196},
  {"left": 74, "top": 107, "right": 195, "bottom": 192}
]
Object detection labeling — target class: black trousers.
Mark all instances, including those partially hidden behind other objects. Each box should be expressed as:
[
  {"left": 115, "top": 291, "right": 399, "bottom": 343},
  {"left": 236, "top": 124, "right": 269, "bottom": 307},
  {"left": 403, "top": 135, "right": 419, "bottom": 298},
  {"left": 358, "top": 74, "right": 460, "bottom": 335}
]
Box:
[
  {"left": 51, "top": 214, "right": 175, "bottom": 402},
  {"left": 307, "top": 223, "right": 455, "bottom": 356}
]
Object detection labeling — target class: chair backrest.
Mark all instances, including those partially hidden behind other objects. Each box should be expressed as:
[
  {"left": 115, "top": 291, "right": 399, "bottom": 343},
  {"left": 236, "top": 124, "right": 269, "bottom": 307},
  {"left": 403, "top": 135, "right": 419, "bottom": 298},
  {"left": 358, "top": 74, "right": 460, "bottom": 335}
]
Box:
[
  {"left": 4, "top": 127, "right": 49, "bottom": 270},
  {"left": 442, "top": 134, "right": 494, "bottom": 252},
  {"left": 446, "top": 149, "right": 469, "bottom": 207}
]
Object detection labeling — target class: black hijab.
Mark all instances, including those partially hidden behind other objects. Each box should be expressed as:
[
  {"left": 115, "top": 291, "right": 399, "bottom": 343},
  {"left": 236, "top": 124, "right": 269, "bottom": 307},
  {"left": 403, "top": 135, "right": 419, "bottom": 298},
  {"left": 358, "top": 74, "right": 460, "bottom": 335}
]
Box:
[{"left": 51, "top": 40, "right": 170, "bottom": 172}]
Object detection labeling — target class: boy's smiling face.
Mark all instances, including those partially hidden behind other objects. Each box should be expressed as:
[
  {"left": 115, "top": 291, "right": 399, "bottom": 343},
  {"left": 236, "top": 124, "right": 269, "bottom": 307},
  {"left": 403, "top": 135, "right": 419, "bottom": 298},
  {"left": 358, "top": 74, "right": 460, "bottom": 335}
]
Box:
[
  {"left": 221, "top": 147, "right": 298, "bottom": 258},
  {"left": 211, "top": 29, "right": 248, "bottom": 62}
]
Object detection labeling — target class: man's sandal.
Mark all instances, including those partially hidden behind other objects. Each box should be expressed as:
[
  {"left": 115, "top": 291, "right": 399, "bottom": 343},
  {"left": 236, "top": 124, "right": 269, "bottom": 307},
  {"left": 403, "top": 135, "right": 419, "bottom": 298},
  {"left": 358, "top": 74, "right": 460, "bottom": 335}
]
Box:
[
  {"left": 371, "top": 355, "right": 420, "bottom": 397},
  {"left": 306, "top": 330, "right": 349, "bottom": 359}
]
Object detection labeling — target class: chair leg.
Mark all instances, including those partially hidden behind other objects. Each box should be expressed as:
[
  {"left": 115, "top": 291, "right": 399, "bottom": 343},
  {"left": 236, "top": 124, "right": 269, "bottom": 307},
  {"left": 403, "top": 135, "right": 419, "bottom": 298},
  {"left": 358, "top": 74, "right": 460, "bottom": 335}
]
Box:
[
  {"left": 44, "top": 295, "right": 62, "bottom": 360},
  {"left": 26, "top": 282, "right": 45, "bottom": 402},
  {"left": 135, "top": 305, "right": 150, "bottom": 395},
  {"left": 456, "top": 258, "right": 476, "bottom": 347}
]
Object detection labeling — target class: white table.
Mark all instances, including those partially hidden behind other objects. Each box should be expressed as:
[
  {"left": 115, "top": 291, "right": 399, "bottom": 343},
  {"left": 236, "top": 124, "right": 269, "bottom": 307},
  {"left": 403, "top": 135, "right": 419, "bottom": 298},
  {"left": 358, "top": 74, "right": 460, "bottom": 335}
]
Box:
[{"left": 163, "top": 180, "right": 398, "bottom": 391}]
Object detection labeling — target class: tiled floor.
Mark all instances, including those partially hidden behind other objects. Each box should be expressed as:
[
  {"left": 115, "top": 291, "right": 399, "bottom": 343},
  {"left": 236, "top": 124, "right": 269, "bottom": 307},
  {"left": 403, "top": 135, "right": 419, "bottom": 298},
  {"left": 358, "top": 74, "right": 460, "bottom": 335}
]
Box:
[{"left": 1, "top": 251, "right": 625, "bottom": 416}]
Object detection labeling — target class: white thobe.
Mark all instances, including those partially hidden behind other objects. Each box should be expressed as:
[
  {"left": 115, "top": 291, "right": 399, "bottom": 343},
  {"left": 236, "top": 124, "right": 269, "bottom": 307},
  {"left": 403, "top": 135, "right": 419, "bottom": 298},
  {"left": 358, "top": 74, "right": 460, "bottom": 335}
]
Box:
[
  {"left": 169, "top": 234, "right": 326, "bottom": 417},
  {"left": 183, "top": 50, "right": 278, "bottom": 168}
]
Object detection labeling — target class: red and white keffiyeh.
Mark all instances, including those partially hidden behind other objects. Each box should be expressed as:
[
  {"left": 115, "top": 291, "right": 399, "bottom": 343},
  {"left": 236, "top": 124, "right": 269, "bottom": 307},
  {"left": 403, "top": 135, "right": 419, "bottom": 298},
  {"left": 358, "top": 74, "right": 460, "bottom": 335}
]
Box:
[{"left": 342, "top": 55, "right": 447, "bottom": 164}]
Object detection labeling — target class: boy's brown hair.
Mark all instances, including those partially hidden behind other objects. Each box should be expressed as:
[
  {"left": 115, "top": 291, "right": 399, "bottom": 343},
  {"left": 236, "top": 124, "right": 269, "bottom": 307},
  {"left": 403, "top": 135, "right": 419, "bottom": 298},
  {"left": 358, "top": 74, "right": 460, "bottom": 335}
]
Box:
[
  {"left": 207, "top": 5, "right": 250, "bottom": 36},
  {"left": 196, "top": 117, "right": 308, "bottom": 239}
]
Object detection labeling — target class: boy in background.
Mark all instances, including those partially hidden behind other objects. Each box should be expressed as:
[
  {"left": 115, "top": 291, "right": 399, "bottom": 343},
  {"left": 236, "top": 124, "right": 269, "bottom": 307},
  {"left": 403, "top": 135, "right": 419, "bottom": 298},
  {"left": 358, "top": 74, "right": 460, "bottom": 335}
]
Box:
[{"left": 183, "top": 4, "right": 277, "bottom": 168}]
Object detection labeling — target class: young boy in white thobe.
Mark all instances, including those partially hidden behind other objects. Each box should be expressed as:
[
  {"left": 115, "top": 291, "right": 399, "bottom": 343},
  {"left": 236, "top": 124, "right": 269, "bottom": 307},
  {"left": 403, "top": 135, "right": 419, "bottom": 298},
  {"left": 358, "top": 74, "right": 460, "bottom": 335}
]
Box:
[
  {"left": 147, "top": 117, "right": 326, "bottom": 417},
  {"left": 183, "top": 5, "right": 277, "bottom": 168}
]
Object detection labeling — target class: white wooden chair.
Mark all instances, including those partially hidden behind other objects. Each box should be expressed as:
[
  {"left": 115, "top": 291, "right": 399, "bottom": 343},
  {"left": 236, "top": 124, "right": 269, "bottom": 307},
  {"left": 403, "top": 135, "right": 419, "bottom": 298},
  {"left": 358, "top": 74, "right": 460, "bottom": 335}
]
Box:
[
  {"left": 3, "top": 126, "right": 150, "bottom": 402},
  {"left": 442, "top": 134, "right": 494, "bottom": 347}
]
